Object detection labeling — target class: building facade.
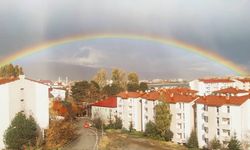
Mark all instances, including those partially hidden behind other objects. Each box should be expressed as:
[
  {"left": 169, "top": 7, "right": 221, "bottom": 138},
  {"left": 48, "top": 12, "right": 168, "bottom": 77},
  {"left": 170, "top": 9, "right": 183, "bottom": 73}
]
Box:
[{"left": 0, "top": 75, "right": 50, "bottom": 149}]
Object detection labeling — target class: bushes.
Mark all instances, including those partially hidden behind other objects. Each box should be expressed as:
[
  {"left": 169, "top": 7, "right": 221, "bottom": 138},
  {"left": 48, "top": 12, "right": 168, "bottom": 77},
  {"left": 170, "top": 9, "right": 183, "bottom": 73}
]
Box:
[
  {"left": 208, "top": 137, "right": 221, "bottom": 150},
  {"left": 144, "top": 121, "right": 173, "bottom": 141},
  {"left": 93, "top": 117, "right": 103, "bottom": 130},
  {"left": 45, "top": 120, "right": 77, "bottom": 149},
  {"left": 227, "top": 136, "right": 241, "bottom": 150},
  {"left": 4, "top": 112, "right": 38, "bottom": 150}
]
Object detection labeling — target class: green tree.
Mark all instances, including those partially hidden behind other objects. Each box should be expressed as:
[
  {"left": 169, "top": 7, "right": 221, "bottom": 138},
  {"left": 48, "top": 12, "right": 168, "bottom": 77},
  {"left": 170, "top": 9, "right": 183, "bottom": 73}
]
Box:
[
  {"left": 89, "top": 81, "right": 101, "bottom": 102},
  {"left": 187, "top": 130, "right": 199, "bottom": 149},
  {"left": 127, "top": 82, "right": 140, "bottom": 92},
  {"left": 92, "top": 69, "right": 107, "bottom": 89},
  {"left": 144, "top": 121, "right": 160, "bottom": 138},
  {"left": 154, "top": 102, "right": 172, "bottom": 137},
  {"left": 127, "top": 72, "right": 139, "bottom": 83},
  {"left": 4, "top": 112, "right": 38, "bottom": 149},
  {"left": 102, "top": 84, "right": 123, "bottom": 96},
  {"left": 139, "top": 82, "right": 148, "bottom": 92},
  {"left": 111, "top": 68, "right": 126, "bottom": 89},
  {"left": 228, "top": 136, "right": 241, "bottom": 150},
  {"left": 71, "top": 81, "right": 90, "bottom": 101},
  {"left": 209, "top": 137, "right": 221, "bottom": 150}
]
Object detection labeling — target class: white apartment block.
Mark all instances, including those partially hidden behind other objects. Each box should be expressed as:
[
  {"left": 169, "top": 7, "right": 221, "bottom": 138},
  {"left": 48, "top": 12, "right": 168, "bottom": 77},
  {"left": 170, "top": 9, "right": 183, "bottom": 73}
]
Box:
[
  {"left": 196, "top": 94, "right": 250, "bottom": 148},
  {"left": 190, "top": 78, "right": 235, "bottom": 96},
  {"left": 91, "top": 97, "right": 117, "bottom": 124},
  {"left": 0, "top": 75, "right": 50, "bottom": 149},
  {"left": 116, "top": 88, "right": 198, "bottom": 144}
]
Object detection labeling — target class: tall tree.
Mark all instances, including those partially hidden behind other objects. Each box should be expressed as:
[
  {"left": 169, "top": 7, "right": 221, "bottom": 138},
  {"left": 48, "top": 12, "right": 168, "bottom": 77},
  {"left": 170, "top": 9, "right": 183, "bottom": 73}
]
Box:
[
  {"left": 127, "top": 72, "right": 139, "bottom": 83},
  {"left": 102, "top": 84, "right": 123, "bottom": 96},
  {"left": 154, "top": 102, "right": 172, "bottom": 137},
  {"left": 127, "top": 83, "right": 140, "bottom": 92},
  {"left": 111, "top": 68, "right": 126, "bottom": 89},
  {"left": 187, "top": 130, "right": 199, "bottom": 149},
  {"left": 4, "top": 112, "right": 38, "bottom": 149},
  {"left": 92, "top": 69, "right": 107, "bottom": 89},
  {"left": 71, "top": 81, "right": 90, "bottom": 101}
]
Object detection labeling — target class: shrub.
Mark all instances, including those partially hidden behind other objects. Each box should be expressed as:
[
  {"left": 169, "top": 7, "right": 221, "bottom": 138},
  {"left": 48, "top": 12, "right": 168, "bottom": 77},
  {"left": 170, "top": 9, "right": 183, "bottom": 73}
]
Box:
[
  {"left": 93, "top": 117, "right": 103, "bottom": 130},
  {"left": 163, "top": 129, "right": 173, "bottom": 141},
  {"left": 45, "top": 120, "right": 77, "bottom": 149},
  {"left": 209, "top": 137, "right": 221, "bottom": 150},
  {"left": 4, "top": 112, "right": 38, "bottom": 149},
  {"left": 228, "top": 136, "right": 241, "bottom": 150},
  {"left": 113, "top": 116, "right": 122, "bottom": 129},
  {"left": 144, "top": 121, "right": 159, "bottom": 137}
]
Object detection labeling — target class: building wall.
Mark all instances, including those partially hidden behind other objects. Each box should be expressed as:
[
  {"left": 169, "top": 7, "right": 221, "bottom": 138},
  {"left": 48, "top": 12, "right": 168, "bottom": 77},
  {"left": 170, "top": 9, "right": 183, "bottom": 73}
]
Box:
[
  {"left": 0, "top": 84, "right": 10, "bottom": 149},
  {"left": 0, "top": 77, "right": 50, "bottom": 149},
  {"left": 91, "top": 106, "right": 117, "bottom": 124},
  {"left": 50, "top": 88, "right": 66, "bottom": 100}
]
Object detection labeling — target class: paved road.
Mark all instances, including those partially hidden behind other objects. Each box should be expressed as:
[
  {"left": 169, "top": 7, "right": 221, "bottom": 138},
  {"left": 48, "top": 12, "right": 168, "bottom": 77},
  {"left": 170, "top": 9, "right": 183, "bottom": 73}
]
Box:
[{"left": 63, "top": 118, "right": 98, "bottom": 150}]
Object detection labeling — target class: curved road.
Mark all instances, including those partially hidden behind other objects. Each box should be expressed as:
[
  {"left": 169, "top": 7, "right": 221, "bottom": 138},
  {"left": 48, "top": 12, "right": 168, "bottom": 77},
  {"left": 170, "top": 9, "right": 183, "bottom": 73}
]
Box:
[{"left": 63, "top": 118, "right": 98, "bottom": 150}]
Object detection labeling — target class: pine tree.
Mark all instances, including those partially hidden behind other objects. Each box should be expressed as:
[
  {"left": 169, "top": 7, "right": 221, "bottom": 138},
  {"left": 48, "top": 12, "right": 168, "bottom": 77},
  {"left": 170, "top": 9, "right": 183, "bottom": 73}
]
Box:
[
  {"left": 187, "top": 130, "right": 199, "bottom": 149},
  {"left": 228, "top": 136, "right": 241, "bottom": 150}
]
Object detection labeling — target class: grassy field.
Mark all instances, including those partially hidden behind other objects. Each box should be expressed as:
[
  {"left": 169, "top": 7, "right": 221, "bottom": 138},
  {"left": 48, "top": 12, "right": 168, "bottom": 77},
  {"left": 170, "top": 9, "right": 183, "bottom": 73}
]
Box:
[{"left": 99, "top": 129, "right": 188, "bottom": 150}]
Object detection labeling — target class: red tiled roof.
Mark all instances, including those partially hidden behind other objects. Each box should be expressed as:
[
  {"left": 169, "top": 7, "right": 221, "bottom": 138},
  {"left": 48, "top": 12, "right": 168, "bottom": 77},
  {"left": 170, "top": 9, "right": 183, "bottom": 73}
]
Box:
[
  {"left": 214, "top": 87, "right": 248, "bottom": 94},
  {"left": 237, "top": 78, "right": 250, "bottom": 83},
  {"left": 199, "top": 78, "right": 233, "bottom": 83},
  {"left": 92, "top": 97, "right": 117, "bottom": 108},
  {"left": 142, "top": 91, "right": 161, "bottom": 101},
  {"left": 0, "top": 78, "right": 19, "bottom": 85},
  {"left": 117, "top": 91, "right": 144, "bottom": 99},
  {"left": 196, "top": 95, "right": 250, "bottom": 106}
]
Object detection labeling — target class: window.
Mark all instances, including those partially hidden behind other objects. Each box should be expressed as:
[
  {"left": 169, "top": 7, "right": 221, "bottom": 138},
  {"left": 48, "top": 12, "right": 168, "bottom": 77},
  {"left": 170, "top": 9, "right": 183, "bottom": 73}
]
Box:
[
  {"left": 217, "top": 107, "right": 219, "bottom": 114},
  {"left": 145, "top": 107, "right": 148, "bottom": 112},
  {"left": 145, "top": 101, "right": 148, "bottom": 104},
  {"left": 20, "top": 99, "right": 24, "bottom": 102},
  {"left": 179, "top": 103, "right": 182, "bottom": 109},
  {"left": 145, "top": 115, "right": 148, "bottom": 120},
  {"left": 217, "top": 117, "right": 219, "bottom": 126},
  {"left": 217, "top": 129, "right": 220, "bottom": 136},
  {"left": 205, "top": 138, "right": 208, "bottom": 144},
  {"left": 204, "top": 116, "right": 208, "bottom": 123},
  {"left": 129, "top": 106, "right": 132, "bottom": 109},
  {"left": 204, "top": 127, "right": 208, "bottom": 133},
  {"left": 227, "top": 106, "right": 230, "bottom": 113},
  {"left": 20, "top": 88, "right": 24, "bottom": 90},
  {"left": 203, "top": 105, "right": 208, "bottom": 111}
]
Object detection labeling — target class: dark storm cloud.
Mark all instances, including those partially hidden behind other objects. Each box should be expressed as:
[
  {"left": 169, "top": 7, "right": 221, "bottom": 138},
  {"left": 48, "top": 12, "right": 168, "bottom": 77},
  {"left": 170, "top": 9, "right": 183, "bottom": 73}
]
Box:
[{"left": 1, "top": 0, "right": 250, "bottom": 79}]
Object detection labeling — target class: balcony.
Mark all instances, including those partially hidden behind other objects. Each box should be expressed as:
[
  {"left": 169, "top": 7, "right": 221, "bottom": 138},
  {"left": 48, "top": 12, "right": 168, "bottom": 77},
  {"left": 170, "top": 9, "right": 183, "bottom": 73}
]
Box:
[{"left": 220, "top": 112, "right": 230, "bottom": 118}]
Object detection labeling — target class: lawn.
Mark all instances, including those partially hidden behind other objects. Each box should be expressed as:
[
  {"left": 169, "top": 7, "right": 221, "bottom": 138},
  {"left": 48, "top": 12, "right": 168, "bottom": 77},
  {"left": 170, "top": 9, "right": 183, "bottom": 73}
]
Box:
[{"left": 99, "top": 129, "right": 188, "bottom": 150}]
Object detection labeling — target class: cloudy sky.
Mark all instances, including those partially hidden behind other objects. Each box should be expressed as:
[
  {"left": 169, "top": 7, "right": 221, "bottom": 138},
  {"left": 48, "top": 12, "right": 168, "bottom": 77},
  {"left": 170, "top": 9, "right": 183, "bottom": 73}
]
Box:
[{"left": 1, "top": 0, "right": 250, "bottom": 80}]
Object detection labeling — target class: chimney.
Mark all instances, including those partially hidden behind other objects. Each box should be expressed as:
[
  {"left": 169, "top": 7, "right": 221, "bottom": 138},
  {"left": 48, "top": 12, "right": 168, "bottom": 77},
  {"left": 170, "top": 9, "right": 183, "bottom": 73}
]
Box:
[
  {"left": 170, "top": 93, "right": 174, "bottom": 97},
  {"left": 19, "top": 75, "right": 25, "bottom": 80}
]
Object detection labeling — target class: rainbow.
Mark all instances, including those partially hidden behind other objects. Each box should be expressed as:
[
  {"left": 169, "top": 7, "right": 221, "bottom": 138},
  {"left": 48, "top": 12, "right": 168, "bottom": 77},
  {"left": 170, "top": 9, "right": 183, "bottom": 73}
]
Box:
[{"left": 0, "top": 33, "right": 248, "bottom": 75}]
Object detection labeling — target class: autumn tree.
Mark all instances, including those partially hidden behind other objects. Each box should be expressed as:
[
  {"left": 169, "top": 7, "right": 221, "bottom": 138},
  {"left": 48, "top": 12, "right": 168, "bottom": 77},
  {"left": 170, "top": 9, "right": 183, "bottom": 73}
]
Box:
[
  {"left": 0, "top": 64, "right": 24, "bottom": 78},
  {"left": 111, "top": 68, "right": 126, "bottom": 89},
  {"left": 45, "top": 120, "right": 77, "bottom": 149},
  {"left": 4, "top": 112, "right": 38, "bottom": 149},
  {"left": 127, "top": 72, "right": 139, "bottom": 84},
  {"left": 92, "top": 69, "right": 107, "bottom": 89},
  {"left": 154, "top": 102, "right": 172, "bottom": 139}
]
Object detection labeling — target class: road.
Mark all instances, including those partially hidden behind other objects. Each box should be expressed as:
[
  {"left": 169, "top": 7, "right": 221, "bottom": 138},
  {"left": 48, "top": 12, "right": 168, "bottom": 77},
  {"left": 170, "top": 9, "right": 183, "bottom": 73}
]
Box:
[{"left": 63, "top": 118, "right": 98, "bottom": 150}]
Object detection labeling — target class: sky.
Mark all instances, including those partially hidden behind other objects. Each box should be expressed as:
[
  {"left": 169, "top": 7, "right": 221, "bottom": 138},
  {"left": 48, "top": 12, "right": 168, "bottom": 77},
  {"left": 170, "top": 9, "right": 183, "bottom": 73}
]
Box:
[{"left": 1, "top": 0, "right": 250, "bottom": 80}]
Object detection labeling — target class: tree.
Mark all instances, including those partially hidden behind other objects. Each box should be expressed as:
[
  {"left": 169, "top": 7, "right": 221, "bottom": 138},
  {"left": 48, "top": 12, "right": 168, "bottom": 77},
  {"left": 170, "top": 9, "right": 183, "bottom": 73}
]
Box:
[
  {"left": 129, "top": 121, "right": 134, "bottom": 132},
  {"left": 228, "top": 136, "right": 241, "bottom": 150},
  {"left": 71, "top": 81, "right": 90, "bottom": 101},
  {"left": 111, "top": 68, "right": 126, "bottom": 89},
  {"left": 187, "top": 130, "right": 199, "bottom": 149},
  {"left": 4, "top": 112, "right": 38, "bottom": 149},
  {"left": 113, "top": 116, "right": 122, "bottom": 129},
  {"left": 93, "top": 117, "right": 103, "bottom": 130},
  {"left": 139, "top": 82, "right": 148, "bottom": 92},
  {"left": 209, "top": 137, "right": 221, "bottom": 150},
  {"left": 127, "top": 82, "right": 140, "bottom": 92},
  {"left": 154, "top": 102, "right": 172, "bottom": 137},
  {"left": 144, "top": 121, "right": 159, "bottom": 138},
  {"left": 92, "top": 69, "right": 107, "bottom": 89},
  {"left": 0, "top": 64, "right": 24, "bottom": 78},
  {"left": 127, "top": 72, "right": 139, "bottom": 84},
  {"left": 45, "top": 120, "right": 77, "bottom": 149},
  {"left": 88, "top": 81, "right": 101, "bottom": 102},
  {"left": 102, "top": 84, "right": 124, "bottom": 96}
]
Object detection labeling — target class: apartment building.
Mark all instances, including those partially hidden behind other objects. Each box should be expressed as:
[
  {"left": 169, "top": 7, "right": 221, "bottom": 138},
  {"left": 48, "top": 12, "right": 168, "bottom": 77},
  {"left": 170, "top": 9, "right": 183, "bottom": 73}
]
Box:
[
  {"left": 189, "top": 78, "right": 235, "bottom": 96},
  {"left": 196, "top": 94, "right": 250, "bottom": 148},
  {"left": 0, "top": 75, "right": 50, "bottom": 149},
  {"left": 91, "top": 97, "right": 117, "bottom": 124},
  {"left": 233, "top": 78, "right": 250, "bottom": 91},
  {"left": 116, "top": 88, "right": 198, "bottom": 144}
]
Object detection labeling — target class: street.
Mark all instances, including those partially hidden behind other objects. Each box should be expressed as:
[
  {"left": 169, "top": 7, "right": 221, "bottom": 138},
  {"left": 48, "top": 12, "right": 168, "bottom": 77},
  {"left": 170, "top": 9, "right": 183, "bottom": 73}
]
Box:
[{"left": 63, "top": 118, "right": 98, "bottom": 150}]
